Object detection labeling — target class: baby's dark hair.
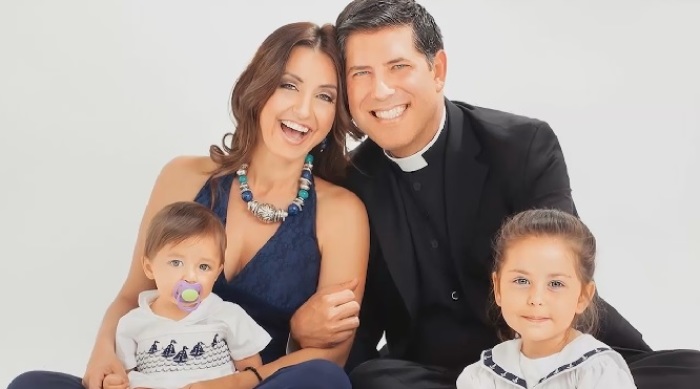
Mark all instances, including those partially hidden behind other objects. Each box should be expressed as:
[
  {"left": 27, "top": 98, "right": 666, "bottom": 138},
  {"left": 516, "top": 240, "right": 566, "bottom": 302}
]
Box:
[
  {"left": 144, "top": 201, "right": 226, "bottom": 263},
  {"left": 491, "top": 209, "right": 600, "bottom": 340}
]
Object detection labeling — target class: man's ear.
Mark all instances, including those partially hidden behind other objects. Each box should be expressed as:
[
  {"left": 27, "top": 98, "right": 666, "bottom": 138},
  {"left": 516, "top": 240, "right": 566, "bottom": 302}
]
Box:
[{"left": 431, "top": 49, "right": 447, "bottom": 92}]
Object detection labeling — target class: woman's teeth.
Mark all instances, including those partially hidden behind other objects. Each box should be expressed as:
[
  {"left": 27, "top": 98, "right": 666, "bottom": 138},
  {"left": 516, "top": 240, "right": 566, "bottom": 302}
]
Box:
[{"left": 281, "top": 120, "right": 310, "bottom": 133}]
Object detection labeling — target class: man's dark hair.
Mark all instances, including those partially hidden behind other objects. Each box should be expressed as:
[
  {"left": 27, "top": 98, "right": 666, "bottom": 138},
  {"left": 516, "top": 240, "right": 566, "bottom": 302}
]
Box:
[{"left": 335, "top": 0, "right": 444, "bottom": 67}]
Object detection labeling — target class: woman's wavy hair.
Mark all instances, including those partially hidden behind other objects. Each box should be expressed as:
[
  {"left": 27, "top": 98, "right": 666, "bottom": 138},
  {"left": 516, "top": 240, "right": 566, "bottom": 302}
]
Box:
[{"left": 208, "top": 22, "right": 362, "bottom": 186}]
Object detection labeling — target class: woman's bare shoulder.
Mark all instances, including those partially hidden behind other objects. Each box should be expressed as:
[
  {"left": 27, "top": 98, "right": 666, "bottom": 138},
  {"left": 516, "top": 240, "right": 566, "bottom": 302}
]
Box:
[
  {"left": 314, "top": 178, "right": 370, "bottom": 282},
  {"left": 314, "top": 178, "right": 365, "bottom": 213},
  {"left": 161, "top": 155, "right": 216, "bottom": 177},
  {"left": 314, "top": 178, "right": 368, "bottom": 237},
  {"left": 153, "top": 155, "right": 217, "bottom": 199}
]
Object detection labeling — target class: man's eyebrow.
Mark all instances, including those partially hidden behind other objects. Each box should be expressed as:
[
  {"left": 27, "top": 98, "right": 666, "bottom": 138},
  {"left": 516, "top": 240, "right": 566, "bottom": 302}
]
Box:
[
  {"left": 386, "top": 57, "right": 410, "bottom": 65},
  {"left": 346, "top": 65, "right": 371, "bottom": 74},
  {"left": 347, "top": 57, "right": 411, "bottom": 74}
]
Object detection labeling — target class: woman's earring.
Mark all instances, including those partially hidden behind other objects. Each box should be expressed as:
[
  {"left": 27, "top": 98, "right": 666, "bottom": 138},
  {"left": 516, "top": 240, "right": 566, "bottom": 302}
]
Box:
[{"left": 319, "top": 137, "right": 328, "bottom": 153}]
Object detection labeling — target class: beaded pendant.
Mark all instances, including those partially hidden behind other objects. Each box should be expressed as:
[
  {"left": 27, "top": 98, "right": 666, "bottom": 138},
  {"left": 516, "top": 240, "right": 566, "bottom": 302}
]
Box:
[{"left": 236, "top": 154, "right": 314, "bottom": 224}]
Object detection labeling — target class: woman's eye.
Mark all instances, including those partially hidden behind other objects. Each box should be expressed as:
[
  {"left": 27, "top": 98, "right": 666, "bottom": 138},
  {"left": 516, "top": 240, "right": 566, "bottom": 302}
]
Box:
[{"left": 318, "top": 93, "right": 334, "bottom": 103}]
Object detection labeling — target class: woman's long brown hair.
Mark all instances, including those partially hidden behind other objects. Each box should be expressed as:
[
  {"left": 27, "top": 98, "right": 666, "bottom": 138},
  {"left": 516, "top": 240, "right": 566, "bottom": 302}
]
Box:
[{"left": 208, "top": 22, "right": 361, "bottom": 191}]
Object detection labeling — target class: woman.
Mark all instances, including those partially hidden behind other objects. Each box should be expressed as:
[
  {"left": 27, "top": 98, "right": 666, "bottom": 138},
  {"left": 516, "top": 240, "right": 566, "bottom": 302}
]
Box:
[{"left": 9, "top": 22, "right": 369, "bottom": 389}]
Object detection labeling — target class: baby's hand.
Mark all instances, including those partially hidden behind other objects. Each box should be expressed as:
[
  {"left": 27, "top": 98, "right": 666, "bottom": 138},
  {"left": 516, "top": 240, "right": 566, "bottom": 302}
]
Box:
[{"left": 103, "top": 373, "right": 129, "bottom": 389}]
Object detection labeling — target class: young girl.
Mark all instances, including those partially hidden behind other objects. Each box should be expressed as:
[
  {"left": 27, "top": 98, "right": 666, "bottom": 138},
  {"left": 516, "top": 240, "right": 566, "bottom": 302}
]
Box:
[
  {"left": 103, "top": 201, "right": 271, "bottom": 389},
  {"left": 456, "top": 209, "right": 636, "bottom": 388}
]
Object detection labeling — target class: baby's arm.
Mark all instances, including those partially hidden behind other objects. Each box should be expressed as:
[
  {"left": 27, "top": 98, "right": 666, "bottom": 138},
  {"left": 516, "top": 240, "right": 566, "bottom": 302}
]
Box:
[
  {"left": 219, "top": 303, "right": 271, "bottom": 365},
  {"left": 233, "top": 353, "right": 263, "bottom": 371},
  {"left": 111, "top": 312, "right": 144, "bottom": 389}
]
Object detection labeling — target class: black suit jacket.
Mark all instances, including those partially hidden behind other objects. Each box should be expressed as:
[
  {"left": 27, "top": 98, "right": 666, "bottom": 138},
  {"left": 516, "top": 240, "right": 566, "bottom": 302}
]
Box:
[{"left": 343, "top": 99, "right": 651, "bottom": 372}]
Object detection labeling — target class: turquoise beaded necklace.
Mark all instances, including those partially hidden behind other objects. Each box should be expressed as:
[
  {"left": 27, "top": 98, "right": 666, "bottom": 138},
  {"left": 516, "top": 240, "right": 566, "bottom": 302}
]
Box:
[{"left": 236, "top": 154, "right": 314, "bottom": 224}]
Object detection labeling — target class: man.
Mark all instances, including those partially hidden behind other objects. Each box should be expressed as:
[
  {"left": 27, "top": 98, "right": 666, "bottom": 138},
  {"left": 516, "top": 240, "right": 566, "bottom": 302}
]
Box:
[{"left": 290, "top": 1, "right": 700, "bottom": 388}]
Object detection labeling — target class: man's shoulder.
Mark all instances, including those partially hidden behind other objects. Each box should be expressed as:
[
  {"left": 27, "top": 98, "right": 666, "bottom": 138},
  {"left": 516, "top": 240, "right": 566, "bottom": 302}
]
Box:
[
  {"left": 450, "top": 99, "right": 559, "bottom": 163},
  {"left": 348, "top": 137, "right": 383, "bottom": 166},
  {"left": 345, "top": 138, "right": 384, "bottom": 186},
  {"left": 345, "top": 101, "right": 551, "bottom": 163},
  {"left": 452, "top": 99, "right": 549, "bottom": 141}
]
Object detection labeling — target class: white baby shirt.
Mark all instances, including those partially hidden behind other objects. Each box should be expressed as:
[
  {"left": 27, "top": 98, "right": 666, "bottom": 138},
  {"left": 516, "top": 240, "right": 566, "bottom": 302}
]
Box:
[{"left": 115, "top": 290, "right": 271, "bottom": 389}]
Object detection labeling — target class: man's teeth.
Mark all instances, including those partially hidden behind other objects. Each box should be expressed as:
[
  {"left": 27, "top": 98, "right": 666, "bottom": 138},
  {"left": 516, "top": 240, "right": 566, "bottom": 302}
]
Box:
[
  {"left": 282, "top": 120, "right": 310, "bottom": 133},
  {"left": 374, "top": 105, "right": 407, "bottom": 120}
]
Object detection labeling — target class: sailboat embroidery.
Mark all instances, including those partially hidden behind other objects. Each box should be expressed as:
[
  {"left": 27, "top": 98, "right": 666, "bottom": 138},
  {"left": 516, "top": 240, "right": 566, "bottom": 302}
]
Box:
[
  {"left": 135, "top": 333, "right": 233, "bottom": 374},
  {"left": 173, "top": 346, "right": 189, "bottom": 363},
  {"left": 148, "top": 341, "right": 159, "bottom": 354},
  {"left": 190, "top": 342, "right": 205, "bottom": 357},
  {"left": 162, "top": 340, "right": 177, "bottom": 358}
]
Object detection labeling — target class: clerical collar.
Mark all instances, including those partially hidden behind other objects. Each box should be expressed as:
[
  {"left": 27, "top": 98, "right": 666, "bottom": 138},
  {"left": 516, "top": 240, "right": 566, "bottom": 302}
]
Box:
[{"left": 384, "top": 104, "right": 447, "bottom": 172}]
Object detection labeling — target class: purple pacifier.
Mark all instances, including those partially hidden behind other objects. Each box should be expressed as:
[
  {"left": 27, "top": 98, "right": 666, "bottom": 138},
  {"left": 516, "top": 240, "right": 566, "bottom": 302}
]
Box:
[{"left": 173, "top": 280, "right": 203, "bottom": 312}]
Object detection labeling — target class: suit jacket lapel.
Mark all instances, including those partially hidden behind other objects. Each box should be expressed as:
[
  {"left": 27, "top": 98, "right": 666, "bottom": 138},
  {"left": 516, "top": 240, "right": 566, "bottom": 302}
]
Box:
[
  {"left": 444, "top": 101, "right": 489, "bottom": 314},
  {"left": 365, "top": 158, "right": 419, "bottom": 318}
]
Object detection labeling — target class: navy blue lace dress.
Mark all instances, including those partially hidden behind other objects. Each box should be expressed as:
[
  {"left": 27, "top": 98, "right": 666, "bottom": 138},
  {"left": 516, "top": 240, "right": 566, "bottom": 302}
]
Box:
[{"left": 193, "top": 173, "right": 321, "bottom": 363}]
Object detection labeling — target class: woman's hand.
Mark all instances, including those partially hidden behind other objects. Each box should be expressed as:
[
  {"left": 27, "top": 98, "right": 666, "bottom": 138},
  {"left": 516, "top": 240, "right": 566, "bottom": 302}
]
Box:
[
  {"left": 82, "top": 346, "right": 127, "bottom": 389},
  {"left": 102, "top": 373, "right": 129, "bottom": 389}
]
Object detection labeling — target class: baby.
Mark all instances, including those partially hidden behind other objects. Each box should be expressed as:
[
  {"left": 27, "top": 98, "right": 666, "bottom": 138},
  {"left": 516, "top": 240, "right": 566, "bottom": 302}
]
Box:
[{"left": 103, "top": 201, "right": 270, "bottom": 389}]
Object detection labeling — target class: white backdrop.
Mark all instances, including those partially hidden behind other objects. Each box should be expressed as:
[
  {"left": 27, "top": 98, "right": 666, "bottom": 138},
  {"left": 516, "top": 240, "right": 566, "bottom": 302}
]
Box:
[{"left": 1, "top": 1, "right": 698, "bottom": 386}]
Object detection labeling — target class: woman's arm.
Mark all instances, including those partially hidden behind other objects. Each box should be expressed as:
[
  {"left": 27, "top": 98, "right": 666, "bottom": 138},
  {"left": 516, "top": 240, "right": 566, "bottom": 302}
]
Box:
[
  {"left": 196, "top": 184, "right": 370, "bottom": 389},
  {"left": 83, "top": 156, "right": 210, "bottom": 389},
  {"left": 265, "top": 185, "right": 370, "bottom": 364}
]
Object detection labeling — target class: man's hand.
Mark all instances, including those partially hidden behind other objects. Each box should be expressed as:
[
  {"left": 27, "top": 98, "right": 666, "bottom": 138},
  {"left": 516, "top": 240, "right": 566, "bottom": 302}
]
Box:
[
  {"left": 103, "top": 373, "right": 128, "bottom": 389},
  {"left": 290, "top": 278, "right": 361, "bottom": 349}
]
